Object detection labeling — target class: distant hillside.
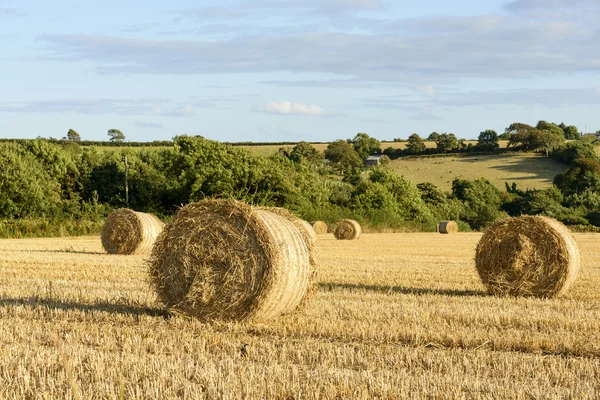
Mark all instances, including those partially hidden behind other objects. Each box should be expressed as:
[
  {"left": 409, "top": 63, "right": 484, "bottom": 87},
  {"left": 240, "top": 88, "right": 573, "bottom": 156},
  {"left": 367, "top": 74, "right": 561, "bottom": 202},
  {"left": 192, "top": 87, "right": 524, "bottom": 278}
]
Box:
[{"left": 388, "top": 153, "right": 568, "bottom": 191}]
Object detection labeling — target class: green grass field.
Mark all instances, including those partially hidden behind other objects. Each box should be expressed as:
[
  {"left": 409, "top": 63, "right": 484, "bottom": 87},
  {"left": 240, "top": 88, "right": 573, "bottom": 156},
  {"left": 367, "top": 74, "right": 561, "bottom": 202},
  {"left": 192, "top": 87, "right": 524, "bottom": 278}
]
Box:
[{"left": 388, "top": 153, "right": 567, "bottom": 191}]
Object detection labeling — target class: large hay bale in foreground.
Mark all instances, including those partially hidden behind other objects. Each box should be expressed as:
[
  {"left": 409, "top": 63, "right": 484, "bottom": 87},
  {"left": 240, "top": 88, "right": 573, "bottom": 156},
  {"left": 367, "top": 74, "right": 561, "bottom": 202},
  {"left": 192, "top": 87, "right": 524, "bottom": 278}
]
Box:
[
  {"left": 333, "top": 219, "right": 361, "bottom": 240},
  {"left": 310, "top": 221, "right": 328, "bottom": 234},
  {"left": 148, "top": 200, "right": 314, "bottom": 321},
  {"left": 437, "top": 221, "right": 459, "bottom": 234},
  {"left": 101, "top": 209, "right": 164, "bottom": 255},
  {"left": 475, "top": 216, "right": 580, "bottom": 298}
]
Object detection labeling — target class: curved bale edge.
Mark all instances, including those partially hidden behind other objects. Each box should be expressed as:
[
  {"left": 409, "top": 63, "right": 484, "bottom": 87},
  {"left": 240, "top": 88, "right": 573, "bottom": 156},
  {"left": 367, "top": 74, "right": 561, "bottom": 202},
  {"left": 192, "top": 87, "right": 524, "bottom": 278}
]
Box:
[
  {"left": 101, "top": 209, "right": 164, "bottom": 255},
  {"left": 333, "top": 219, "right": 361, "bottom": 240},
  {"left": 148, "top": 200, "right": 314, "bottom": 321},
  {"left": 310, "top": 221, "right": 328, "bottom": 235},
  {"left": 437, "top": 221, "right": 459, "bottom": 234},
  {"left": 475, "top": 215, "right": 580, "bottom": 298}
]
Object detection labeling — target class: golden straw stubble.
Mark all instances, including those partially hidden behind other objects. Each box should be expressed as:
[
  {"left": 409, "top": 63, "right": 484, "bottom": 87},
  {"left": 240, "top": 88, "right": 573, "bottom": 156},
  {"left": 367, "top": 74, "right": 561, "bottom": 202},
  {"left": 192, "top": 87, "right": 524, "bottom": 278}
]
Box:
[
  {"left": 475, "top": 215, "right": 580, "bottom": 298},
  {"left": 101, "top": 209, "right": 164, "bottom": 255},
  {"left": 148, "top": 200, "right": 314, "bottom": 321}
]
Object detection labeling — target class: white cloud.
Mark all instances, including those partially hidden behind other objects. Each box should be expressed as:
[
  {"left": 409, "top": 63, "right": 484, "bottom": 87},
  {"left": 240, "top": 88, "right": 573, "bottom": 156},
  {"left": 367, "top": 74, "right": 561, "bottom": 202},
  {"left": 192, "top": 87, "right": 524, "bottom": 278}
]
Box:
[
  {"left": 257, "top": 101, "right": 329, "bottom": 116},
  {"left": 0, "top": 8, "right": 26, "bottom": 18},
  {"left": 416, "top": 85, "right": 436, "bottom": 97},
  {"left": 133, "top": 121, "right": 164, "bottom": 129}
]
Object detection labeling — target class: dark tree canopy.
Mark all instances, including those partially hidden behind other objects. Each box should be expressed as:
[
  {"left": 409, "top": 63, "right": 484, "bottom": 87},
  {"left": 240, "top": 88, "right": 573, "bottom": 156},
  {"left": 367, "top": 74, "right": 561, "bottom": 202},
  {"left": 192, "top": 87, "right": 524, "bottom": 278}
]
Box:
[
  {"left": 563, "top": 125, "right": 580, "bottom": 140},
  {"left": 66, "top": 129, "right": 81, "bottom": 141},
  {"left": 427, "top": 132, "right": 440, "bottom": 141},
  {"left": 434, "top": 133, "right": 460, "bottom": 152},
  {"left": 406, "top": 133, "right": 427, "bottom": 154},
  {"left": 288, "top": 141, "right": 323, "bottom": 165},
  {"left": 108, "top": 129, "right": 125, "bottom": 142},
  {"left": 325, "top": 140, "right": 363, "bottom": 172},
  {"left": 349, "top": 133, "right": 381, "bottom": 160},
  {"left": 477, "top": 130, "right": 499, "bottom": 151}
]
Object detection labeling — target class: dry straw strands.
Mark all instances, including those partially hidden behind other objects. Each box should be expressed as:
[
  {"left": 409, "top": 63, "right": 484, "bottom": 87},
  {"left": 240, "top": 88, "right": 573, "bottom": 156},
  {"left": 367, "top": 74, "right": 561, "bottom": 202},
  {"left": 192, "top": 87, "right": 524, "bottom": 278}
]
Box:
[
  {"left": 310, "top": 221, "right": 328, "bottom": 234},
  {"left": 333, "top": 219, "right": 361, "bottom": 240},
  {"left": 475, "top": 215, "right": 580, "bottom": 298},
  {"left": 148, "top": 200, "right": 315, "bottom": 321},
  {"left": 101, "top": 209, "right": 164, "bottom": 255},
  {"left": 437, "top": 221, "right": 459, "bottom": 234}
]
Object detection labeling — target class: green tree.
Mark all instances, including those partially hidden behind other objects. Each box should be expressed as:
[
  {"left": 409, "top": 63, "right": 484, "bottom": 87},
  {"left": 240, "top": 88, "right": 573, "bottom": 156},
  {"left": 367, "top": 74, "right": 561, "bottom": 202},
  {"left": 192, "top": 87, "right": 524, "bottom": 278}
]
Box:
[
  {"left": 563, "top": 125, "right": 580, "bottom": 140},
  {"left": 504, "top": 122, "right": 535, "bottom": 139},
  {"left": 476, "top": 129, "right": 499, "bottom": 151},
  {"left": 0, "top": 142, "right": 63, "bottom": 218},
  {"left": 288, "top": 141, "right": 322, "bottom": 165},
  {"left": 507, "top": 123, "right": 564, "bottom": 154},
  {"left": 325, "top": 140, "right": 363, "bottom": 172},
  {"left": 452, "top": 178, "right": 508, "bottom": 229},
  {"left": 108, "top": 129, "right": 125, "bottom": 142},
  {"left": 434, "top": 133, "right": 459, "bottom": 152},
  {"left": 536, "top": 120, "right": 565, "bottom": 139},
  {"left": 406, "top": 133, "right": 427, "bottom": 154},
  {"left": 550, "top": 141, "right": 598, "bottom": 164},
  {"left": 427, "top": 132, "right": 440, "bottom": 141},
  {"left": 349, "top": 133, "right": 381, "bottom": 160},
  {"left": 554, "top": 158, "right": 600, "bottom": 196},
  {"left": 66, "top": 129, "right": 81, "bottom": 141}
]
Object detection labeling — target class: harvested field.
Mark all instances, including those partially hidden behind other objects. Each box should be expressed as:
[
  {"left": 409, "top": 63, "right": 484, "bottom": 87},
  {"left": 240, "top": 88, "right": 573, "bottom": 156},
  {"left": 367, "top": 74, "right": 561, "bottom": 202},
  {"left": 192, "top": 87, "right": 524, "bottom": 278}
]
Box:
[{"left": 1, "top": 233, "right": 599, "bottom": 398}]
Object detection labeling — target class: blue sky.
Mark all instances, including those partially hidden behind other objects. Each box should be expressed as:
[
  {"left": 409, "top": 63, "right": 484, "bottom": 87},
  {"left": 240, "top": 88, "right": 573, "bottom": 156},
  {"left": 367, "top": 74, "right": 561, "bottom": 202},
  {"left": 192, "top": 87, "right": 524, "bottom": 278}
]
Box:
[{"left": 1, "top": 0, "right": 599, "bottom": 142}]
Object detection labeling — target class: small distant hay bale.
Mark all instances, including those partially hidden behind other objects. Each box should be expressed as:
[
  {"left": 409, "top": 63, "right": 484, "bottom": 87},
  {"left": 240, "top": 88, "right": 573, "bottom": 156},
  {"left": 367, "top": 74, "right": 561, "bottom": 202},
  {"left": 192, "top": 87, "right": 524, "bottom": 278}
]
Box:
[
  {"left": 101, "top": 209, "right": 164, "bottom": 255},
  {"left": 148, "top": 200, "right": 314, "bottom": 321},
  {"left": 310, "top": 221, "right": 328, "bottom": 235},
  {"left": 437, "top": 221, "right": 459, "bottom": 234},
  {"left": 333, "top": 219, "right": 361, "bottom": 240},
  {"left": 475, "top": 216, "right": 580, "bottom": 298}
]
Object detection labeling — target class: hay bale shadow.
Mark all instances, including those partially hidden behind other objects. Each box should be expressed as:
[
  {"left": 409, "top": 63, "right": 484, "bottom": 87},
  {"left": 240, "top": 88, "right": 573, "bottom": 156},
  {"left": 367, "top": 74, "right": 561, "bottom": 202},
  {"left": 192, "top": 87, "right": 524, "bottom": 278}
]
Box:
[
  {"left": 0, "top": 296, "right": 171, "bottom": 318},
  {"left": 319, "top": 282, "right": 487, "bottom": 297}
]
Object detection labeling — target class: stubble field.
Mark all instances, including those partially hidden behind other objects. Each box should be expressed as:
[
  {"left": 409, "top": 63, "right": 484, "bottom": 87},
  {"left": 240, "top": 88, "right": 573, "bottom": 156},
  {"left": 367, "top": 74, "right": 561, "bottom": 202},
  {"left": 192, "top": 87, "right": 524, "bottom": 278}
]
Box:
[{"left": 1, "top": 233, "right": 599, "bottom": 399}]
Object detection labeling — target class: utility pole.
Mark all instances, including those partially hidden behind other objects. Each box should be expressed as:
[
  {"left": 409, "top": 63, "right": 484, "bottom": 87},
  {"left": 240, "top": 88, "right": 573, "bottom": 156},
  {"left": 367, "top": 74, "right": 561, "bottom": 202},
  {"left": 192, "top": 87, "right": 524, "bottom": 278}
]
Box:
[{"left": 124, "top": 155, "right": 129, "bottom": 207}]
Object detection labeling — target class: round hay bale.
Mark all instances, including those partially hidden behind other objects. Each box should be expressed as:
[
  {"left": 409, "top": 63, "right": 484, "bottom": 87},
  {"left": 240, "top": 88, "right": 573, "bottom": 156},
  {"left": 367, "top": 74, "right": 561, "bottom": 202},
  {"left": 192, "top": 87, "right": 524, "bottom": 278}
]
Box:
[
  {"left": 310, "top": 220, "right": 328, "bottom": 235},
  {"left": 475, "top": 215, "right": 580, "bottom": 298},
  {"left": 437, "top": 221, "right": 459, "bottom": 234},
  {"left": 333, "top": 219, "right": 361, "bottom": 240},
  {"left": 148, "top": 200, "right": 313, "bottom": 321},
  {"left": 101, "top": 209, "right": 164, "bottom": 255}
]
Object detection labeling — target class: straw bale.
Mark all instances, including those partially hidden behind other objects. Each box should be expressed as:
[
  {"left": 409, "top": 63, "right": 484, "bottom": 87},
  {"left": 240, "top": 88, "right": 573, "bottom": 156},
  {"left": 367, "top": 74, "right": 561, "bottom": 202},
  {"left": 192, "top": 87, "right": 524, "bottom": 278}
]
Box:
[
  {"left": 333, "top": 219, "right": 361, "bottom": 240},
  {"left": 475, "top": 215, "right": 580, "bottom": 298},
  {"left": 101, "top": 209, "right": 164, "bottom": 255},
  {"left": 310, "top": 221, "right": 328, "bottom": 234},
  {"left": 437, "top": 221, "right": 459, "bottom": 234},
  {"left": 148, "top": 200, "right": 313, "bottom": 321}
]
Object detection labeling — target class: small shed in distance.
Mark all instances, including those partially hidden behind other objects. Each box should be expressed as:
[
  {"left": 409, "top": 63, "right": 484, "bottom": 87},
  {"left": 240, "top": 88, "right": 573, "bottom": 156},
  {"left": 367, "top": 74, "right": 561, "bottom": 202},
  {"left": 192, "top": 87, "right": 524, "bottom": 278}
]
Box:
[{"left": 364, "top": 155, "right": 384, "bottom": 168}]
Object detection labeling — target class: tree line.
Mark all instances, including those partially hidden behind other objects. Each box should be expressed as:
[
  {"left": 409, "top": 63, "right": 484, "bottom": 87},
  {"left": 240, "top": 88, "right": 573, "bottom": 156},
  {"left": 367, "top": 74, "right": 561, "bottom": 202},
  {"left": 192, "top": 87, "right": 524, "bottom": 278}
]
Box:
[{"left": 1, "top": 121, "right": 599, "bottom": 237}]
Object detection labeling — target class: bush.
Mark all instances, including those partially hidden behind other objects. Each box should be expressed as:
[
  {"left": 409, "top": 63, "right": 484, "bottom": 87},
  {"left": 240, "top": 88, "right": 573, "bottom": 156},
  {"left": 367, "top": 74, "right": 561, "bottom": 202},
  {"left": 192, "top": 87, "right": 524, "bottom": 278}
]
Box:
[
  {"left": 554, "top": 158, "right": 600, "bottom": 195},
  {"left": 452, "top": 178, "right": 508, "bottom": 229},
  {"left": 550, "top": 141, "right": 598, "bottom": 165}
]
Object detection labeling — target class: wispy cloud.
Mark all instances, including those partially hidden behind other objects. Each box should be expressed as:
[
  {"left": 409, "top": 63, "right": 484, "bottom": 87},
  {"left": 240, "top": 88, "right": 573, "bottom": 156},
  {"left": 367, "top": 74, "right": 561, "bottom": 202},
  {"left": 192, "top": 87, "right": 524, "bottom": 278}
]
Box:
[
  {"left": 0, "top": 98, "right": 206, "bottom": 117},
  {"left": 356, "top": 87, "right": 600, "bottom": 110},
  {"left": 0, "top": 8, "right": 26, "bottom": 18},
  {"left": 505, "top": 0, "right": 600, "bottom": 12},
  {"left": 39, "top": 9, "right": 600, "bottom": 82},
  {"left": 133, "top": 120, "right": 164, "bottom": 129},
  {"left": 257, "top": 101, "right": 331, "bottom": 116}
]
